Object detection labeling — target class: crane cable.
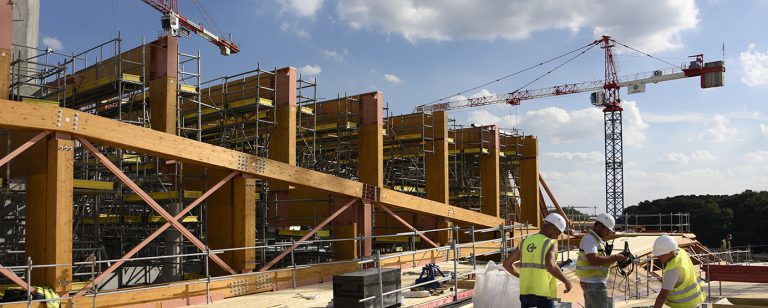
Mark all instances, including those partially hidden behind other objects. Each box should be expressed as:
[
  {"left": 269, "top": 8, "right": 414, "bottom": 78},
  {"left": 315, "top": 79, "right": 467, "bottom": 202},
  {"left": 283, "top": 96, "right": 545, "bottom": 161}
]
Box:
[
  {"left": 609, "top": 39, "right": 680, "bottom": 68},
  {"left": 425, "top": 41, "right": 600, "bottom": 106}
]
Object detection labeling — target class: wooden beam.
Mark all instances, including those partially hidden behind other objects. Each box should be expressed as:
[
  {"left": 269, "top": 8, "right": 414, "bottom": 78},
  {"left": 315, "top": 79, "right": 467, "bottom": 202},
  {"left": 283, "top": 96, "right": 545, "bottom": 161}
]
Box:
[
  {"left": 0, "top": 100, "right": 503, "bottom": 227},
  {"left": 480, "top": 126, "right": 500, "bottom": 218},
  {"left": 519, "top": 135, "right": 541, "bottom": 227},
  {"left": 0, "top": 48, "right": 10, "bottom": 100}
]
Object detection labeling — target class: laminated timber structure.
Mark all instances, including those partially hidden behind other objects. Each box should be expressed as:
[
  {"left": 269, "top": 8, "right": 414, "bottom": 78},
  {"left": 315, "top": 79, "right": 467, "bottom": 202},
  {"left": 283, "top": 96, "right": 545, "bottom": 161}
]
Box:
[{"left": 0, "top": 3, "right": 545, "bottom": 306}]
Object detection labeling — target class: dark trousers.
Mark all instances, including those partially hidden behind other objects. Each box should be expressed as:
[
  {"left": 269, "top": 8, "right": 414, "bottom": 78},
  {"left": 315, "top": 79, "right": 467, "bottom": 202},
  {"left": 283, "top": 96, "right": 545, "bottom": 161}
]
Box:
[{"left": 520, "top": 294, "right": 555, "bottom": 308}]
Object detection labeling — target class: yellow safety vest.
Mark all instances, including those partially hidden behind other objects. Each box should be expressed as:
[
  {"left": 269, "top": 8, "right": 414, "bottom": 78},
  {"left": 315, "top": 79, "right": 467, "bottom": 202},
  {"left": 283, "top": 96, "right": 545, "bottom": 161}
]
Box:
[
  {"left": 519, "top": 233, "right": 557, "bottom": 299},
  {"left": 575, "top": 230, "right": 610, "bottom": 280},
  {"left": 663, "top": 249, "right": 705, "bottom": 308},
  {"left": 721, "top": 239, "right": 731, "bottom": 251}
]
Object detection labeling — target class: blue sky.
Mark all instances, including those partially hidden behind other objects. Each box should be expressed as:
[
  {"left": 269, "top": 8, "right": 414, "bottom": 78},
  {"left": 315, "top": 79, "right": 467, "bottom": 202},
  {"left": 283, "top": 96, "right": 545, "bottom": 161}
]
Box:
[{"left": 37, "top": 0, "right": 768, "bottom": 212}]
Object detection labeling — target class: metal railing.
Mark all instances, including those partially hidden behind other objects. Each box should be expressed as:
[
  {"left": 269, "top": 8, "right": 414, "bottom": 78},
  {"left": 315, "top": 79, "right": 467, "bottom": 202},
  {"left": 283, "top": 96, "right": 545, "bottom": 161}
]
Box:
[{"left": 0, "top": 223, "right": 529, "bottom": 307}]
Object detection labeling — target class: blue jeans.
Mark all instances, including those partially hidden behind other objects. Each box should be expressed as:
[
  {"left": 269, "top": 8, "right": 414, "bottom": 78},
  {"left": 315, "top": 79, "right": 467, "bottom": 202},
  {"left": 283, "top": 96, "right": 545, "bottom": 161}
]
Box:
[{"left": 520, "top": 294, "right": 555, "bottom": 308}]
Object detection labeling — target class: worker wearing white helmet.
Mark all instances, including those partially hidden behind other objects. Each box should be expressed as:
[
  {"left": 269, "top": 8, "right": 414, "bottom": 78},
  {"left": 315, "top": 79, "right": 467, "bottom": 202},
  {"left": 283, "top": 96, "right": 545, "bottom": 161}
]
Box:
[
  {"left": 502, "top": 213, "right": 572, "bottom": 308},
  {"left": 576, "top": 213, "right": 627, "bottom": 308},
  {"left": 652, "top": 235, "right": 706, "bottom": 308}
]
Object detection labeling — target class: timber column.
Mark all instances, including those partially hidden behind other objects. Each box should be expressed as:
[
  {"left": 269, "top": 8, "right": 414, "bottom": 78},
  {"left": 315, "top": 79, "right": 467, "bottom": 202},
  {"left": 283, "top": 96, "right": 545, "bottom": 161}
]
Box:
[
  {"left": 480, "top": 126, "right": 500, "bottom": 218},
  {"left": 424, "top": 111, "right": 452, "bottom": 245},
  {"left": 25, "top": 133, "right": 74, "bottom": 294},
  {"left": 519, "top": 136, "right": 542, "bottom": 226}
]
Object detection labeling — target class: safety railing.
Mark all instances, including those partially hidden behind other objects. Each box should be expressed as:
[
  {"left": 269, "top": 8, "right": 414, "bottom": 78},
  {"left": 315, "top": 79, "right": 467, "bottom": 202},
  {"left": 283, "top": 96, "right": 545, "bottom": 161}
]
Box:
[{"left": 0, "top": 223, "right": 528, "bottom": 307}]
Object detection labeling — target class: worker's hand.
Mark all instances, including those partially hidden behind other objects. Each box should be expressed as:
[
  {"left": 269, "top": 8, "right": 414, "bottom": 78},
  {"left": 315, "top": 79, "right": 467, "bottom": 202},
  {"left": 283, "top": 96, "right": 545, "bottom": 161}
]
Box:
[
  {"left": 563, "top": 280, "right": 572, "bottom": 293},
  {"left": 612, "top": 254, "right": 627, "bottom": 263}
]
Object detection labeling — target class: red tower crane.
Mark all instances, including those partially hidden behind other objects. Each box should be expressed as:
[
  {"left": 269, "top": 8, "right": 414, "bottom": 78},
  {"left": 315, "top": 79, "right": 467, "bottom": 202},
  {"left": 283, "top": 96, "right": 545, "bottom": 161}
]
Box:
[
  {"left": 140, "top": 0, "right": 240, "bottom": 55},
  {"left": 415, "top": 36, "right": 725, "bottom": 217}
]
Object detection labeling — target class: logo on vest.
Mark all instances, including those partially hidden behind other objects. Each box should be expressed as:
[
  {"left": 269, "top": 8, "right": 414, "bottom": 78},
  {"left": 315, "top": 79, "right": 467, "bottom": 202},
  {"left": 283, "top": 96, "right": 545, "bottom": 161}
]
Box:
[{"left": 526, "top": 242, "right": 537, "bottom": 252}]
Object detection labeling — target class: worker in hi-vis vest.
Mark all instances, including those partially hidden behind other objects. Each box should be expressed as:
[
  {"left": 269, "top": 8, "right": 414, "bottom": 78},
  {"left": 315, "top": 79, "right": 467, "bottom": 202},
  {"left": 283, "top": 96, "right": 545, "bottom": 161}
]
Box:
[
  {"left": 652, "top": 235, "right": 706, "bottom": 308},
  {"left": 502, "top": 213, "right": 572, "bottom": 308},
  {"left": 576, "top": 213, "right": 627, "bottom": 308},
  {"left": 721, "top": 234, "right": 733, "bottom": 264}
]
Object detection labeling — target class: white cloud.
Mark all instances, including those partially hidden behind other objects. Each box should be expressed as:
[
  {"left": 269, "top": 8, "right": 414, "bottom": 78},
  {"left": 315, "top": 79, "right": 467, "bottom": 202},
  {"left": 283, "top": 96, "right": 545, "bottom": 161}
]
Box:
[
  {"left": 299, "top": 64, "right": 322, "bottom": 76},
  {"left": 42, "top": 36, "right": 63, "bottom": 50},
  {"left": 279, "top": 0, "right": 324, "bottom": 17},
  {"left": 744, "top": 151, "right": 768, "bottom": 164},
  {"left": 335, "top": 0, "right": 698, "bottom": 52},
  {"left": 659, "top": 152, "right": 689, "bottom": 165},
  {"left": 690, "top": 150, "right": 716, "bottom": 161},
  {"left": 542, "top": 151, "right": 603, "bottom": 163},
  {"left": 740, "top": 44, "right": 768, "bottom": 87},
  {"left": 320, "top": 48, "right": 348, "bottom": 62},
  {"left": 469, "top": 89, "right": 496, "bottom": 99},
  {"left": 384, "top": 73, "right": 403, "bottom": 84},
  {"left": 642, "top": 112, "right": 708, "bottom": 124},
  {"left": 280, "top": 21, "right": 311, "bottom": 38},
  {"left": 621, "top": 101, "right": 649, "bottom": 147},
  {"left": 761, "top": 124, "right": 768, "bottom": 139},
  {"left": 699, "top": 115, "right": 737, "bottom": 142}
]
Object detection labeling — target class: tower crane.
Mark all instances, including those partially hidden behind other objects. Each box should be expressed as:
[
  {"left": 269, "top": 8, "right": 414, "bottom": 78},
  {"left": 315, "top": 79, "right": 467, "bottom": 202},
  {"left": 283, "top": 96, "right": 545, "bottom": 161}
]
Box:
[
  {"left": 139, "top": 0, "right": 240, "bottom": 55},
  {"left": 414, "top": 36, "right": 725, "bottom": 217}
]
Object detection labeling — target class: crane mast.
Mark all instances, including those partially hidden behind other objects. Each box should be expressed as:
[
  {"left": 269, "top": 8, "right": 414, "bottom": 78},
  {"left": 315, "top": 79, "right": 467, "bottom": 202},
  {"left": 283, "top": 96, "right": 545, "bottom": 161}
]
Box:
[{"left": 600, "top": 35, "right": 624, "bottom": 217}]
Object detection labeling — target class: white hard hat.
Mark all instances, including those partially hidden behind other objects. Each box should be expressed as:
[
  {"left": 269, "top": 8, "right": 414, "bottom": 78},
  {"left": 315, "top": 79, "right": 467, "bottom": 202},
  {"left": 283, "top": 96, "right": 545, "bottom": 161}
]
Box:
[
  {"left": 595, "top": 213, "right": 616, "bottom": 231},
  {"left": 652, "top": 235, "right": 679, "bottom": 256},
  {"left": 544, "top": 213, "right": 566, "bottom": 232}
]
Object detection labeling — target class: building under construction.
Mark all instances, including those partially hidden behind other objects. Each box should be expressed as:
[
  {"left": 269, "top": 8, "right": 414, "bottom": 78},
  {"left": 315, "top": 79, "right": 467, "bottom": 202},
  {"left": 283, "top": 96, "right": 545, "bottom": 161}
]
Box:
[{"left": 1, "top": 1, "right": 765, "bottom": 308}]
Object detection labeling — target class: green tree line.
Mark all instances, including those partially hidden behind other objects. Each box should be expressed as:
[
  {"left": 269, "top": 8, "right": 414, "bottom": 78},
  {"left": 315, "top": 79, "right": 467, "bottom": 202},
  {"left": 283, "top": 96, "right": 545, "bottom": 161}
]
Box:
[{"left": 623, "top": 190, "right": 768, "bottom": 251}]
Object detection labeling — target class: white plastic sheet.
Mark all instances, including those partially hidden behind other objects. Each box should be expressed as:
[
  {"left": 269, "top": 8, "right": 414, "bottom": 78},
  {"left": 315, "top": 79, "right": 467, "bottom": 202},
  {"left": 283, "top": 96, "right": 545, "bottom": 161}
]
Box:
[{"left": 473, "top": 261, "right": 522, "bottom": 308}]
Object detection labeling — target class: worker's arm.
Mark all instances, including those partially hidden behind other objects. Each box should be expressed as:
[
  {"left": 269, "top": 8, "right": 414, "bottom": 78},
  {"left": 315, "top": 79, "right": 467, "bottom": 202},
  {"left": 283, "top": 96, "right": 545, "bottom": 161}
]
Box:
[
  {"left": 654, "top": 289, "right": 669, "bottom": 308},
  {"left": 586, "top": 252, "right": 626, "bottom": 266},
  {"left": 545, "top": 242, "right": 572, "bottom": 293},
  {"left": 502, "top": 247, "right": 521, "bottom": 277}
]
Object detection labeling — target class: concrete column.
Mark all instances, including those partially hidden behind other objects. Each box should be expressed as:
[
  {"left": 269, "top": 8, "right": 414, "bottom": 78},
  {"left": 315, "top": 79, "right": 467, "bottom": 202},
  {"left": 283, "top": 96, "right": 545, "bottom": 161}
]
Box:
[
  {"left": 25, "top": 133, "right": 73, "bottom": 293},
  {"left": 269, "top": 67, "right": 297, "bottom": 227},
  {"left": 519, "top": 136, "right": 541, "bottom": 226},
  {"left": 0, "top": 1, "right": 12, "bottom": 100}
]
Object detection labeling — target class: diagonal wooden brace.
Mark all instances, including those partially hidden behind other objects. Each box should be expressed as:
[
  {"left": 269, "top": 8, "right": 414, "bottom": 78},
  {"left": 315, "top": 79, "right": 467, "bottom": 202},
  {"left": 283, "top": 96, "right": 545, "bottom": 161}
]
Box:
[
  {"left": 0, "top": 130, "right": 50, "bottom": 168},
  {"left": 73, "top": 169, "right": 239, "bottom": 297},
  {"left": 375, "top": 203, "right": 440, "bottom": 248},
  {"left": 77, "top": 137, "right": 237, "bottom": 271},
  {"left": 0, "top": 263, "right": 32, "bottom": 292},
  {"left": 258, "top": 198, "right": 358, "bottom": 272}
]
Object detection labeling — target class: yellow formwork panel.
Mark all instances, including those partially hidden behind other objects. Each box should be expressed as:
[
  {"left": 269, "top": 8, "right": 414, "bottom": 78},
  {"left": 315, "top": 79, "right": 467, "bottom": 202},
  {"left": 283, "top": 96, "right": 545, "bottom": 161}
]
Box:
[
  {"left": 80, "top": 214, "right": 199, "bottom": 224},
  {"left": 178, "top": 84, "right": 199, "bottom": 94},
  {"left": 124, "top": 190, "right": 203, "bottom": 202},
  {"left": 449, "top": 148, "right": 489, "bottom": 155},
  {"left": 376, "top": 236, "right": 421, "bottom": 243},
  {"left": 184, "top": 97, "right": 273, "bottom": 120},
  {"left": 299, "top": 106, "right": 314, "bottom": 115},
  {"left": 315, "top": 122, "right": 358, "bottom": 132},
  {"left": 278, "top": 229, "right": 331, "bottom": 238},
  {"left": 385, "top": 185, "right": 425, "bottom": 194},
  {"left": 73, "top": 179, "right": 115, "bottom": 191},
  {"left": 121, "top": 73, "right": 143, "bottom": 84}
]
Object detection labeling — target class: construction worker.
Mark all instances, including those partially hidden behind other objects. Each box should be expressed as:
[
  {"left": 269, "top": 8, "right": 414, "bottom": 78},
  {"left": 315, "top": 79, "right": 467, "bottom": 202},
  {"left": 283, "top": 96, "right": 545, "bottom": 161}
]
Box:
[
  {"left": 721, "top": 234, "right": 733, "bottom": 264},
  {"left": 502, "top": 213, "right": 572, "bottom": 308},
  {"left": 576, "top": 213, "right": 627, "bottom": 308},
  {"left": 652, "top": 235, "right": 705, "bottom": 308}
]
